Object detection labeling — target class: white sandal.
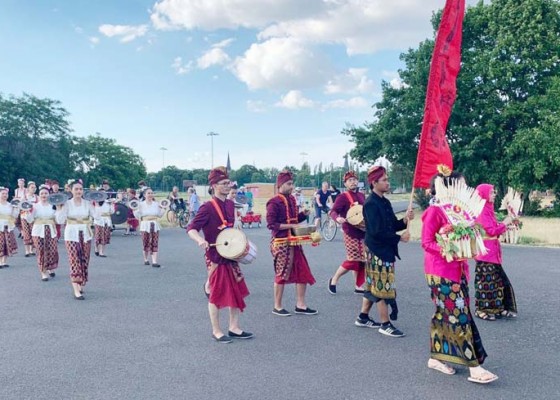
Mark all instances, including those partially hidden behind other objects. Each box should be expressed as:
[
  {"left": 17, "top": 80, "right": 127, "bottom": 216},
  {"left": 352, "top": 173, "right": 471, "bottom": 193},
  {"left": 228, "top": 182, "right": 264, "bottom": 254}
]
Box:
[{"left": 428, "top": 359, "right": 456, "bottom": 375}]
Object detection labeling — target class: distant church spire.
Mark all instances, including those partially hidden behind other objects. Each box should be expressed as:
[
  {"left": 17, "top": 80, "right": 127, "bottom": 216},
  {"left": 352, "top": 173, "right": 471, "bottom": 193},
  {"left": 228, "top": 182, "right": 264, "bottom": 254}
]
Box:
[
  {"left": 343, "top": 153, "right": 349, "bottom": 170},
  {"left": 226, "top": 152, "right": 231, "bottom": 173}
]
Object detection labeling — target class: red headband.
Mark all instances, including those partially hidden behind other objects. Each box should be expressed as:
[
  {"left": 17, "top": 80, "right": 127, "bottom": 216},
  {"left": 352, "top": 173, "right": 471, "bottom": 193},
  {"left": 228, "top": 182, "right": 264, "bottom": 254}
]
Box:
[
  {"left": 208, "top": 166, "right": 229, "bottom": 186},
  {"left": 343, "top": 171, "right": 358, "bottom": 182},
  {"left": 367, "top": 166, "right": 386, "bottom": 184},
  {"left": 276, "top": 170, "right": 293, "bottom": 188}
]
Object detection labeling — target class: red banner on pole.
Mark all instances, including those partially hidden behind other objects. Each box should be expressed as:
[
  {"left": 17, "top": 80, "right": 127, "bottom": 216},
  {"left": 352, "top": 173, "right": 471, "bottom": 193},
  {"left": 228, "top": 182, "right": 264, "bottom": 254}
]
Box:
[{"left": 412, "top": 0, "right": 465, "bottom": 188}]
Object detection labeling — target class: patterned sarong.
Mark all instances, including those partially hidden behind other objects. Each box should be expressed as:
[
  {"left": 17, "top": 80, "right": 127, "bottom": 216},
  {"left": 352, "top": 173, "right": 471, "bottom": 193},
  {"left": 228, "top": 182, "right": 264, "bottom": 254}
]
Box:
[
  {"left": 341, "top": 232, "right": 366, "bottom": 286},
  {"left": 0, "top": 227, "right": 18, "bottom": 257},
  {"left": 65, "top": 232, "right": 91, "bottom": 285},
  {"left": 95, "top": 225, "right": 112, "bottom": 246},
  {"left": 21, "top": 218, "right": 34, "bottom": 245},
  {"left": 142, "top": 223, "right": 159, "bottom": 252},
  {"left": 426, "top": 273, "right": 487, "bottom": 367},
  {"left": 474, "top": 261, "right": 517, "bottom": 314},
  {"left": 32, "top": 225, "right": 58, "bottom": 273},
  {"left": 270, "top": 241, "right": 315, "bottom": 285},
  {"left": 365, "top": 253, "right": 396, "bottom": 300}
]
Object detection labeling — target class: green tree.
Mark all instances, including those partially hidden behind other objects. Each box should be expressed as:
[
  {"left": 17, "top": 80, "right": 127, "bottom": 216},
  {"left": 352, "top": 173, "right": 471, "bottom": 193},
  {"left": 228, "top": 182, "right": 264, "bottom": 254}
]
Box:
[{"left": 344, "top": 0, "right": 560, "bottom": 192}]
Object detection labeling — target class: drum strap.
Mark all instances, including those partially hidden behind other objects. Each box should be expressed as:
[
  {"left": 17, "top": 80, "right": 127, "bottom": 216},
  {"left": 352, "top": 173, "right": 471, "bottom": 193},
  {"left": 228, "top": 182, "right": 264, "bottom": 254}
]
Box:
[
  {"left": 276, "top": 194, "right": 298, "bottom": 240},
  {"left": 344, "top": 191, "right": 355, "bottom": 205},
  {"left": 210, "top": 198, "right": 233, "bottom": 230}
]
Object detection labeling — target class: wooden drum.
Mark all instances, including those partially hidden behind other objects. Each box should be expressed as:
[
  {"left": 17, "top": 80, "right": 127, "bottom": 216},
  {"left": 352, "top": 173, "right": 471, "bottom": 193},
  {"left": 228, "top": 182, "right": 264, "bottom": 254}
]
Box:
[
  {"left": 346, "top": 204, "right": 365, "bottom": 231},
  {"left": 215, "top": 228, "right": 257, "bottom": 265}
]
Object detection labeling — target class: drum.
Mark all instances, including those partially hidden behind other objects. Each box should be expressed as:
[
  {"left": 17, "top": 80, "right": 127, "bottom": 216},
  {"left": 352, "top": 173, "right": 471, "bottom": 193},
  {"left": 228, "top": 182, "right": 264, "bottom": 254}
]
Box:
[
  {"left": 346, "top": 204, "right": 365, "bottom": 231},
  {"left": 215, "top": 229, "right": 257, "bottom": 265},
  {"left": 111, "top": 203, "right": 129, "bottom": 225}
]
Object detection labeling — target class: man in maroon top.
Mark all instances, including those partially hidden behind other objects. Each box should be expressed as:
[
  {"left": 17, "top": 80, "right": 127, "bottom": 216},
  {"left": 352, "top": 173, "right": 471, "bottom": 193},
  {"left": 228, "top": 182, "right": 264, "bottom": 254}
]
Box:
[
  {"left": 328, "top": 171, "right": 366, "bottom": 295},
  {"left": 266, "top": 170, "right": 317, "bottom": 317},
  {"left": 187, "top": 166, "right": 253, "bottom": 343}
]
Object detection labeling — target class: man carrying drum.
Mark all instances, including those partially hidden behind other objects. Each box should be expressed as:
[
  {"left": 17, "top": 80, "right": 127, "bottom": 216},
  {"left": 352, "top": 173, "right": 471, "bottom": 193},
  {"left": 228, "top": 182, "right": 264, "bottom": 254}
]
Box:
[
  {"left": 266, "top": 170, "right": 317, "bottom": 317},
  {"left": 327, "top": 171, "right": 366, "bottom": 295},
  {"left": 187, "top": 166, "right": 253, "bottom": 344}
]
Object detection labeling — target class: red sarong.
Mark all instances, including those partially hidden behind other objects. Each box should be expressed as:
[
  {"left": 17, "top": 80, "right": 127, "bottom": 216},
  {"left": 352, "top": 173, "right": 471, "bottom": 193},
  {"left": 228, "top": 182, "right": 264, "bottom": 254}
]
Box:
[
  {"left": 205, "top": 255, "right": 249, "bottom": 311},
  {"left": 32, "top": 225, "right": 58, "bottom": 273},
  {"left": 271, "top": 242, "right": 315, "bottom": 285}
]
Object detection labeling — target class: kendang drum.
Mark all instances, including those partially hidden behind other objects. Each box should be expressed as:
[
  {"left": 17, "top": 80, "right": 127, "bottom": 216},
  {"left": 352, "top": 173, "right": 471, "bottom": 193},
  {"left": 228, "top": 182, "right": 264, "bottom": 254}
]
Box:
[
  {"left": 215, "top": 228, "right": 257, "bottom": 265},
  {"left": 346, "top": 204, "right": 365, "bottom": 231}
]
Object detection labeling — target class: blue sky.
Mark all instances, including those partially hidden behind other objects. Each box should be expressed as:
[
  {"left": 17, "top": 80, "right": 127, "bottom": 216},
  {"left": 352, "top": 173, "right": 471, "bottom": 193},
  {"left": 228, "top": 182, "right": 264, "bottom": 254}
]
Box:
[{"left": 0, "top": 0, "right": 479, "bottom": 172}]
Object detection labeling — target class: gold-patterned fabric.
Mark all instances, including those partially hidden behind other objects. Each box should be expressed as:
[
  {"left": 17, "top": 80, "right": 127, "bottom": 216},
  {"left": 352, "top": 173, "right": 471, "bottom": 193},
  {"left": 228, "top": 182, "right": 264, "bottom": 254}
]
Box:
[
  {"left": 343, "top": 232, "right": 366, "bottom": 262},
  {"left": 426, "top": 273, "right": 487, "bottom": 367},
  {"left": 95, "top": 225, "right": 112, "bottom": 246},
  {"left": 21, "top": 218, "right": 34, "bottom": 245},
  {"left": 65, "top": 231, "right": 91, "bottom": 285},
  {"left": 142, "top": 223, "right": 159, "bottom": 252},
  {"left": 0, "top": 227, "right": 18, "bottom": 257},
  {"left": 32, "top": 225, "right": 58, "bottom": 273},
  {"left": 365, "top": 253, "right": 396, "bottom": 299}
]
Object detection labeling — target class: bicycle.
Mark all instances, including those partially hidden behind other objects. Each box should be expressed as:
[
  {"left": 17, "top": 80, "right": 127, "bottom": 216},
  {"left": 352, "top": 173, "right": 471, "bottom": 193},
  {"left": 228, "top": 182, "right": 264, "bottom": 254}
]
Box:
[
  {"left": 166, "top": 203, "right": 190, "bottom": 229},
  {"left": 317, "top": 207, "right": 338, "bottom": 242}
]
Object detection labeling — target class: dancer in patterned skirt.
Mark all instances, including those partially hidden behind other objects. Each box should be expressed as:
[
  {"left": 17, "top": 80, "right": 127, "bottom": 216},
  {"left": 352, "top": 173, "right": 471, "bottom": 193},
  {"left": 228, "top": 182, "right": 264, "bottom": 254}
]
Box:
[
  {"left": 55, "top": 179, "right": 95, "bottom": 300},
  {"left": 92, "top": 192, "right": 113, "bottom": 257},
  {"left": 267, "top": 170, "right": 316, "bottom": 317},
  {"left": 327, "top": 171, "right": 366, "bottom": 294},
  {"left": 0, "top": 186, "right": 19, "bottom": 268},
  {"left": 421, "top": 171, "right": 498, "bottom": 384},
  {"left": 133, "top": 188, "right": 165, "bottom": 267},
  {"left": 473, "top": 184, "right": 517, "bottom": 321},
  {"left": 26, "top": 185, "right": 58, "bottom": 281},
  {"left": 21, "top": 181, "right": 38, "bottom": 257},
  {"left": 12, "top": 178, "right": 27, "bottom": 234},
  {"left": 188, "top": 166, "right": 253, "bottom": 343}
]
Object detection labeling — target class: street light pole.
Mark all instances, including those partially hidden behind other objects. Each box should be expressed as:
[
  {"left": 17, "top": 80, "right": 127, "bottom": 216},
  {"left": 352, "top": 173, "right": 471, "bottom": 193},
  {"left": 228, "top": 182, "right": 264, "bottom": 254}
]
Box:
[{"left": 207, "top": 132, "right": 219, "bottom": 168}]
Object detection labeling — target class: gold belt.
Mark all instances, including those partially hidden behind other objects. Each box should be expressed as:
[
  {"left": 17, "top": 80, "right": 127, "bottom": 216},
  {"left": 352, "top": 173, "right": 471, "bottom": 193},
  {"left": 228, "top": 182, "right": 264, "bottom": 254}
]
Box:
[
  {"left": 141, "top": 216, "right": 159, "bottom": 221},
  {"left": 35, "top": 218, "right": 55, "bottom": 225},
  {"left": 0, "top": 214, "right": 15, "bottom": 223},
  {"left": 484, "top": 236, "right": 499, "bottom": 240},
  {"left": 67, "top": 218, "right": 91, "bottom": 225},
  {"left": 101, "top": 213, "right": 111, "bottom": 217}
]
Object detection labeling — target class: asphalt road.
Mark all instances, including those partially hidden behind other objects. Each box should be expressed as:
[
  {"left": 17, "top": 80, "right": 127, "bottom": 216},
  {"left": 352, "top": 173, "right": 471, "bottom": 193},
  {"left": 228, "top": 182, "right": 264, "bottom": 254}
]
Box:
[{"left": 1, "top": 226, "right": 558, "bottom": 400}]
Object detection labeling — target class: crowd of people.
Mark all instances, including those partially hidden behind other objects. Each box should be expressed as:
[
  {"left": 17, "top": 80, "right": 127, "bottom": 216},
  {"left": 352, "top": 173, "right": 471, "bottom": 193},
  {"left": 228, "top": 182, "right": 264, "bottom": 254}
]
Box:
[{"left": 0, "top": 166, "right": 518, "bottom": 385}]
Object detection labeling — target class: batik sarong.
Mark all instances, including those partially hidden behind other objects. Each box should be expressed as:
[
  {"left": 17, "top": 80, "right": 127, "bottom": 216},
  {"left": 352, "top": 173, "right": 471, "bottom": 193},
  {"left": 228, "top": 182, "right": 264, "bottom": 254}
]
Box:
[
  {"left": 341, "top": 232, "right": 366, "bottom": 286},
  {"left": 142, "top": 223, "right": 159, "bottom": 252},
  {"left": 270, "top": 241, "right": 315, "bottom": 285},
  {"left": 21, "top": 218, "right": 34, "bottom": 245},
  {"left": 95, "top": 225, "right": 111, "bottom": 246},
  {"left": 0, "top": 227, "right": 18, "bottom": 257},
  {"left": 426, "top": 273, "right": 487, "bottom": 367},
  {"left": 474, "top": 261, "right": 517, "bottom": 315},
  {"left": 65, "top": 232, "right": 91, "bottom": 285},
  {"left": 32, "top": 225, "right": 58, "bottom": 273}
]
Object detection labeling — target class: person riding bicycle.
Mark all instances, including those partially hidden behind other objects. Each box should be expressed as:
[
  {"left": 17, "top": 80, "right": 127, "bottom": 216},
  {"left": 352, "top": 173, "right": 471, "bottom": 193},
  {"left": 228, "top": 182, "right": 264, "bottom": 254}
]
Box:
[
  {"left": 168, "top": 186, "right": 186, "bottom": 211},
  {"left": 314, "top": 181, "right": 333, "bottom": 229}
]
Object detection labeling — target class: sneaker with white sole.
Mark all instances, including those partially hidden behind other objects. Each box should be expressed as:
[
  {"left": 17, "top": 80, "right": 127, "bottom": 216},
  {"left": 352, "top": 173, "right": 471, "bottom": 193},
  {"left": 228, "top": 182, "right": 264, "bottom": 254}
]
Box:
[
  {"left": 354, "top": 317, "right": 381, "bottom": 328},
  {"left": 378, "top": 323, "right": 405, "bottom": 337}
]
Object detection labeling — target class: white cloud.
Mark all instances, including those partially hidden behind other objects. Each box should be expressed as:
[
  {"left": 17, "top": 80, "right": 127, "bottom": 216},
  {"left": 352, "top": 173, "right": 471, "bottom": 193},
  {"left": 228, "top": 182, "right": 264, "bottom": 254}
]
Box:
[
  {"left": 323, "top": 97, "right": 369, "bottom": 109},
  {"left": 197, "top": 47, "right": 230, "bottom": 69},
  {"left": 89, "top": 37, "right": 100, "bottom": 45},
  {"left": 171, "top": 57, "right": 193, "bottom": 75},
  {"left": 325, "top": 68, "right": 375, "bottom": 95},
  {"left": 275, "top": 90, "right": 315, "bottom": 109},
  {"left": 150, "top": 0, "right": 324, "bottom": 30},
  {"left": 74, "top": 26, "right": 84, "bottom": 34},
  {"left": 98, "top": 24, "right": 149, "bottom": 43},
  {"left": 246, "top": 100, "right": 267, "bottom": 113},
  {"left": 213, "top": 38, "right": 235, "bottom": 48},
  {"left": 231, "top": 37, "right": 331, "bottom": 91}
]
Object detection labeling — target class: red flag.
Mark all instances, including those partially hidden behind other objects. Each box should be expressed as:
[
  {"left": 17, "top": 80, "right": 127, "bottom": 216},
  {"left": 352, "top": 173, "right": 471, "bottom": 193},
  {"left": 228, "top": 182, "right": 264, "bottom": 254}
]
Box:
[{"left": 413, "top": 0, "right": 465, "bottom": 188}]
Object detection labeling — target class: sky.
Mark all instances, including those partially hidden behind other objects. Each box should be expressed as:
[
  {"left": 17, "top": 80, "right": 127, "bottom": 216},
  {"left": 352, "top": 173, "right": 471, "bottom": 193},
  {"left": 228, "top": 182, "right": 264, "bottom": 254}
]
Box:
[{"left": 0, "top": 0, "right": 479, "bottom": 173}]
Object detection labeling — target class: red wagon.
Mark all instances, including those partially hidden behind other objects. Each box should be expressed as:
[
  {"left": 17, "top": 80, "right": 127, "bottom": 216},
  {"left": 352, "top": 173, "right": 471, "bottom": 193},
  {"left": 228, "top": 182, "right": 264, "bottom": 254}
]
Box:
[{"left": 239, "top": 211, "right": 262, "bottom": 228}]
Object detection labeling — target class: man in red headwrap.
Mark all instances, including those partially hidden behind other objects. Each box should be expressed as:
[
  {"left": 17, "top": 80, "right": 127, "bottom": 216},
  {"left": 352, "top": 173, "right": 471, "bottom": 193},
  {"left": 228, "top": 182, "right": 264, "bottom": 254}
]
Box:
[
  {"left": 327, "top": 171, "right": 366, "bottom": 295},
  {"left": 266, "top": 170, "right": 317, "bottom": 316},
  {"left": 187, "top": 166, "right": 253, "bottom": 343},
  {"left": 354, "top": 166, "right": 414, "bottom": 337}
]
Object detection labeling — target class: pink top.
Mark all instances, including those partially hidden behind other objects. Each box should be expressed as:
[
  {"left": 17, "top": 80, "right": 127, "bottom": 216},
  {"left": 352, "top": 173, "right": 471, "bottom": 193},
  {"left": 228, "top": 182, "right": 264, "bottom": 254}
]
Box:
[
  {"left": 421, "top": 206, "right": 469, "bottom": 282},
  {"left": 474, "top": 184, "right": 507, "bottom": 265}
]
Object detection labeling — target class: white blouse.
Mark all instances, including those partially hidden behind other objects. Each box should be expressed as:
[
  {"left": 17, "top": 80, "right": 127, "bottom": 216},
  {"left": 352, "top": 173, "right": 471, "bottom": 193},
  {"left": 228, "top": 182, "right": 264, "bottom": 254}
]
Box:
[
  {"left": 93, "top": 202, "right": 114, "bottom": 227},
  {"left": 133, "top": 200, "right": 165, "bottom": 232},
  {"left": 55, "top": 199, "right": 95, "bottom": 242},
  {"left": 13, "top": 188, "right": 27, "bottom": 200},
  {"left": 0, "top": 202, "right": 19, "bottom": 231},
  {"left": 26, "top": 202, "right": 56, "bottom": 238}
]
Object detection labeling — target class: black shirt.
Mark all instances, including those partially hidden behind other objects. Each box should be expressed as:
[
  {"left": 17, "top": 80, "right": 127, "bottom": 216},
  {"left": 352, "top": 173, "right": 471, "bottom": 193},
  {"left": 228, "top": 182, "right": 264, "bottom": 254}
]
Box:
[{"left": 363, "top": 191, "right": 407, "bottom": 262}]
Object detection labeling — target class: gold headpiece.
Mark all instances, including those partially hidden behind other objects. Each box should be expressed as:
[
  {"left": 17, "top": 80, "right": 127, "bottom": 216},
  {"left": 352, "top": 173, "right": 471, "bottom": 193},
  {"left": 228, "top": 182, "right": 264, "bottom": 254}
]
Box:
[{"left": 437, "top": 164, "right": 452, "bottom": 177}]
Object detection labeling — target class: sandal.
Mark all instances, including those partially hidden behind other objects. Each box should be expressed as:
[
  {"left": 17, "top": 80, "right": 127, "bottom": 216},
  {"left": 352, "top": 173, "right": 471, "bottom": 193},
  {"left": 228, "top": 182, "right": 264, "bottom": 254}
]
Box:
[
  {"left": 475, "top": 311, "right": 495, "bottom": 321},
  {"left": 428, "top": 359, "right": 456, "bottom": 375},
  {"left": 498, "top": 310, "right": 517, "bottom": 319},
  {"left": 468, "top": 368, "right": 498, "bottom": 384}
]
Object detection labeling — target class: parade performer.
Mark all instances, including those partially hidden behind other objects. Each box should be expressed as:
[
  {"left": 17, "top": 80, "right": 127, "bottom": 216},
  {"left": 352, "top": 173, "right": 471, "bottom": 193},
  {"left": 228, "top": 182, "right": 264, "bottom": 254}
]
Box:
[
  {"left": 473, "top": 184, "right": 517, "bottom": 321},
  {"left": 187, "top": 166, "right": 253, "bottom": 343},
  {"left": 92, "top": 192, "right": 114, "bottom": 257},
  {"left": 421, "top": 171, "right": 498, "bottom": 384},
  {"left": 21, "top": 181, "right": 38, "bottom": 257},
  {"left": 125, "top": 189, "right": 139, "bottom": 235},
  {"left": 328, "top": 171, "right": 366, "bottom": 294},
  {"left": 49, "top": 180, "right": 63, "bottom": 239},
  {"left": 267, "top": 170, "right": 317, "bottom": 317},
  {"left": 55, "top": 179, "right": 95, "bottom": 300},
  {"left": 354, "top": 166, "right": 413, "bottom": 336},
  {"left": 0, "top": 186, "right": 18, "bottom": 268},
  {"left": 12, "top": 178, "right": 26, "bottom": 235},
  {"left": 133, "top": 188, "right": 165, "bottom": 267},
  {"left": 26, "top": 185, "right": 58, "bottom": 281}
]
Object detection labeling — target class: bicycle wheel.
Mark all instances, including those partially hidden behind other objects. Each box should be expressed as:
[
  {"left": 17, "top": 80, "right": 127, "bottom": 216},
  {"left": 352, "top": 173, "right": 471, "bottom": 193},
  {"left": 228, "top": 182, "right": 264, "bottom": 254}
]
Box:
[
  {"left": 321, "top": 218, "right": 337, "bottom": 241},
  {"left": 178, "top": 211, "right": 190, "bottom": 229},
  {"left": 166, "top": 209, "right": 176, "bottom": 224}
]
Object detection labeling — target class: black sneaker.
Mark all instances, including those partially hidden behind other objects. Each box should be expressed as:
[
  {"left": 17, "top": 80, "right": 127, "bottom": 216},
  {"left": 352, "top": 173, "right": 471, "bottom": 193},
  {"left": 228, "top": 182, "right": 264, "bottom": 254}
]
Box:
[
  {"left": 294, "top": 307, "right": 318, "bottom": 315},
  {"left": 272, "top": 308, "right": 291, "bottom": 317},
  {"left": 212, "top": 334, "right": 233, "bottom": 344},
  {"left": 354, "top": 316, "right": 381, "bottom": 328},
  {"left": 328, "top": 278, "right": 337, "bottom": 295},
  {"left": 228, "top": 331, "right": 254, "bottom": 339},
  {"left": 354, "top": 288, "right": 365, "bottom": 294},
  {"left": 378, "top": 323, "right": 405, "bottom": 337},
  {"left": 49, "top": 272, "right": 56, "bottom": 278}
]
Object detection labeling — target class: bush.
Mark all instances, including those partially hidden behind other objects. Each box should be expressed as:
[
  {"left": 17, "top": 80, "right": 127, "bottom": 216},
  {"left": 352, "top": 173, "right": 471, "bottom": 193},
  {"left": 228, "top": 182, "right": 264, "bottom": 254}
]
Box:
[{"left": 522, "top": 198, "right": 543, "bottom": 216}]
